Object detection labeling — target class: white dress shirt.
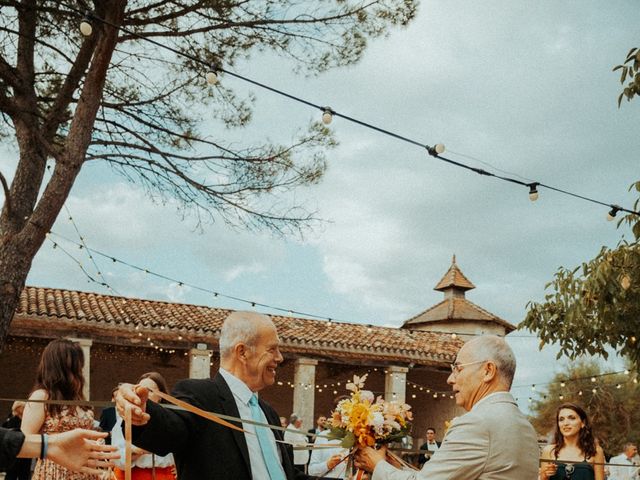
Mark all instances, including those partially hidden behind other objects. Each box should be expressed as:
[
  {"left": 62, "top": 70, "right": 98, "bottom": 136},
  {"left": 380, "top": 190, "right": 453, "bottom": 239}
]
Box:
[
  {"left": 111, "top": 414, "right": 176, "bottom": 469},
  {"left": 424, "top": 441, "right": 439, "bottom": 452},
  {"left": 284, "top": 424, "right": 310, "bottom": 466},
  {"left": 608, "top": 453, "right": 640, "bottom": 480},
  {"left": 219, "top": 368, "right": 285, "bottom": 480},
  {"left": 308, "top": 430, "right": 349, "bottom": 479}
]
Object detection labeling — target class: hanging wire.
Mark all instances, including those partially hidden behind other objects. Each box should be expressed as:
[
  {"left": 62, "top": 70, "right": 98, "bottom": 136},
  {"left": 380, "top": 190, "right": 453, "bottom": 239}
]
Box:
[{"left": 53, "top": 2, "right": 640, "bottom": 218}]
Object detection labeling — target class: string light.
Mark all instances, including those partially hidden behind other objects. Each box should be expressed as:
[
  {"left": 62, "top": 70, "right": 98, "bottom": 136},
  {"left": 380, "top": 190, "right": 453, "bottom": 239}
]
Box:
[
  {"left": 79, "top": 11, "right": 93, "bottom": 36},
  {"left": 321, "top": 107, "right": 333, "bottom": 125},
  {"left": 607, "top": 206, "right": 620, "bottom": 221},
  {"left": 205, "top": 68, "right": 218, "bottom": 86},
  {"left": 58, "top": 3, "right": 640, "bottom": 221},
  {"left": 528, "top": 183, "right": 539, "bottom": 202}
]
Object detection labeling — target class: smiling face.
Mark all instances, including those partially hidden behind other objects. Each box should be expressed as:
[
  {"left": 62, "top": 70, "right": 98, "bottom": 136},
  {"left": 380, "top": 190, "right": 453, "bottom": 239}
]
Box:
[
  {"left": 557, "top": 407, "right": 584, "bottom": 439},
  {"left": 242, "top": 320, "right": 283, "bottom": 392}
]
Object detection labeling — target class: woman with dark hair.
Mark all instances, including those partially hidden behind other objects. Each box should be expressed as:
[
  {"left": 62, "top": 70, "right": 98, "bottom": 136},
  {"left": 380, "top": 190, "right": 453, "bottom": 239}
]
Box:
[
  {"left": 111, "top": 372, "right": 176, "bottom": 480},
  {"left": 21, "top": 338, "right": 100, "bottom": 479},
  {"left": 539, "top": 403, "right": 605, "bottom": 480}
]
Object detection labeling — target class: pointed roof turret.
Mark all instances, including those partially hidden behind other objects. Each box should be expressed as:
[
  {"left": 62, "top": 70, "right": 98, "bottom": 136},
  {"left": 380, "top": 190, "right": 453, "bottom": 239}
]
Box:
[{"left": 433, "top": 254, "right": 475, "bottom": 292}]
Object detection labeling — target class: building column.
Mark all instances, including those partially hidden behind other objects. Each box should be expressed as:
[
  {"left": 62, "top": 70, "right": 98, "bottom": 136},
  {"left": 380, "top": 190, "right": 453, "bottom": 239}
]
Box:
[
  {"left": 69, "top": 338, "right": 92, "bottom": 400},
  {"left": 189, "top": 343, "right": 212, "bottom": 379},
  {"left": 384, "top": 366, "right": 408, "bottom": 404},
  {"left": 292, "top": 358, "right": 318, "bottom": 432}
]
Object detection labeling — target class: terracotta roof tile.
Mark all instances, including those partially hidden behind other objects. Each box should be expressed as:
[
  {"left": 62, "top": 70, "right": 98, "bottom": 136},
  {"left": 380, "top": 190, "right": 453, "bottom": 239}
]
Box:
[
  {"left": 433, "top": 256, "right": 475, "bottom": 291},
  {"left": 13, "top": 286, "right": 461, "bottom": 367},
  {"left": 402, "top": 297, "right": 515, "bottom": 332}
]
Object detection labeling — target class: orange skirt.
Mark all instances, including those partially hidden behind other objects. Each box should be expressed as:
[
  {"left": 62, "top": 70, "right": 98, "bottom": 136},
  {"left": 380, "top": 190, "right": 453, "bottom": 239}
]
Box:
[{"left": 113, "top": 466, "right": 176, "bottom": 480}]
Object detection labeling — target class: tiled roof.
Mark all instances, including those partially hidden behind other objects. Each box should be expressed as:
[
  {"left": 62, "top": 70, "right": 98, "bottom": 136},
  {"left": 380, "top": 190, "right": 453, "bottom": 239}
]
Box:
[
  {"left": 402, "top": 297, "right": 515, "bottom": 332},
  {"left": 12, "top": 286, "right": 462, "bottom": 367},
  {"left": 433, "top": 255, "right": 475, "bottom": 292}
]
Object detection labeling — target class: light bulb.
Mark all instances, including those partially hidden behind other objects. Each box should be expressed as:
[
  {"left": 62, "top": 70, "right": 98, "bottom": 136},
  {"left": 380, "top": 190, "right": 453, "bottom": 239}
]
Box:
[
  {"left": 206, "top": 71, "right": 218, "bottom": 85},
  {"left": 428, "top": 144, "right": 445, "bottom": 156},
  {"left": 528, "top": 184, "right": 539, "bottom": 202},
  {"left": 80, "top": 19, "right": 93, "bottom": 36},
  {"left": 321, "top": 108, "right": 333, "bottom": 125},
  {"left": 607, "top": 206, "right": 619, "bottom": 221}
]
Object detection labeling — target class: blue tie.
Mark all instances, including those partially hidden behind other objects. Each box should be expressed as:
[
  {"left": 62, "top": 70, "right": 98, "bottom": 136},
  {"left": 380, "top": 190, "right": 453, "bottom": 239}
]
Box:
[{"left": 249, "top": 394, "right": 286, "bottom": 480}]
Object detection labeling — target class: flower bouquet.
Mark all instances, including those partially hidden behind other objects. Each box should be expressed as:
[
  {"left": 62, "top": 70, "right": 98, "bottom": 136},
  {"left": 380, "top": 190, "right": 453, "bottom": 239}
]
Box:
[{"left": 326, "top": 374, "right": 413, "bottom": 479}]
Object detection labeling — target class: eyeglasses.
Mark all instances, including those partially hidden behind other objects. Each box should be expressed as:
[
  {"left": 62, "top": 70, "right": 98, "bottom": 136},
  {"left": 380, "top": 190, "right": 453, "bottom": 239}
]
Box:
[{"left": 449, "top": 359, "right": 487, "bottom": 375}]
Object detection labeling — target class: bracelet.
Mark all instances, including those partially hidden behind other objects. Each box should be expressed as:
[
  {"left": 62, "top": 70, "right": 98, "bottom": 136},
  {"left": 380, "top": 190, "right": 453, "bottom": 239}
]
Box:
[{"left": 40, "top": 433, "right": 48, "bottom": 459}]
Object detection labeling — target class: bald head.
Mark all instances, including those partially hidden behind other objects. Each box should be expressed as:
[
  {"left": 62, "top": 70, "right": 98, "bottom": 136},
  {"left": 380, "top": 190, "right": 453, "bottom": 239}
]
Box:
[
  {"left": 218, "top": 311, "right": 283, "bottom": 392},
  {"left": 219, "top": 311, "right": 274, "bottom": 360},
  {"left": 462, "top": 335, "right": 516, "bottom": 388}
]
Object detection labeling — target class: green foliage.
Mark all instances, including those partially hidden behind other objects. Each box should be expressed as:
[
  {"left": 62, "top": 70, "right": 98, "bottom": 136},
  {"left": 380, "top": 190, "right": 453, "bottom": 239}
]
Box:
[
  {"left": 523, "top": 181, "right": 640, "bottom": 369},
  {"left": 529, "top": 361, "right": 640, "bottom": 456},
  {"left": 613, "top": 47, "right": 640, "bottom": 107}
]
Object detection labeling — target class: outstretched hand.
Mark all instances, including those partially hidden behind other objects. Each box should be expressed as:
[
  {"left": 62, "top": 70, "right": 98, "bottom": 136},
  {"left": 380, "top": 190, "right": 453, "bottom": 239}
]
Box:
[
  {"left": 115, "top": 382, "right": 151, "bottom": 425},
  {"left": 354, "top": 445, "right": 387, "bottom": 473},
  {"left": 47, "top": 429, "right": 119, "bottom": 475}
]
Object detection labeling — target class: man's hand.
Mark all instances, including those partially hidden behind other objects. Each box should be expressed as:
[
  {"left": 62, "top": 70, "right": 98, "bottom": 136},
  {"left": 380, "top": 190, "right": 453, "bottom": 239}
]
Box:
[
  {"left": 47, "top": 429, "right": 119, "bottom": 475},
  {"left": 327, "top": 454, "right": 343, "bottom": 470},
  {"left": 354, "top": 446, "right": 387, "bottom": 473},
  {"left": 115, "top": 383, "right": 150, "bottom": 425}
]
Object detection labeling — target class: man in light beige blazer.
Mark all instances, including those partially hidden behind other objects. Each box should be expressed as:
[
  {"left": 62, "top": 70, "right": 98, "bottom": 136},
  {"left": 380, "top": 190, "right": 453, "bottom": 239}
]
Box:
[{"left": 355, "top": 335, "right": 539, "bottom": 480}]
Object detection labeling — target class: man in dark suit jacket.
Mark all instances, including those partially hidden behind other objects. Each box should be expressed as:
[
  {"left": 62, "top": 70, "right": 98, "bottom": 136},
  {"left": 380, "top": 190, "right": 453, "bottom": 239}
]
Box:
[
  {"left": 417, "top": 427, "right": 441, "bottom": 466},
  {"left": 116, "top": 311, "right": 317, "bottom": 480}
]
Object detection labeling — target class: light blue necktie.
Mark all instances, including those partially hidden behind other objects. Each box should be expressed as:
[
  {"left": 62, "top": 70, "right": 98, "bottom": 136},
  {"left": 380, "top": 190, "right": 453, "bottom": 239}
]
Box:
[{"left": 249, "top": 394, "right": 286, "bottom": 480}]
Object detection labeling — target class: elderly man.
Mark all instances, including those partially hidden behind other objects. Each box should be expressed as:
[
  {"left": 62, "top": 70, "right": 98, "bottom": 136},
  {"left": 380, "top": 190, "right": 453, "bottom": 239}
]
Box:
[
  {"left": 116, "top": 311, "right": 313, "bottom": 480},
  {"left": 355, "top": 335, "right": 539, "bottom": 480},
  {"left": 608, "top": 442, "right": 639, "bottom": 480}
]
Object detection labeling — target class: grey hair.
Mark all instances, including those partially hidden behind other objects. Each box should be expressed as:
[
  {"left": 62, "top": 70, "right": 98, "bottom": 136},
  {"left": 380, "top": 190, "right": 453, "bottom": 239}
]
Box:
[
  {"left": 289, "top": 414, "right": 299, "bottom": 424},
  {"left": 219, "top": 311, "right": 271, "bottom": 359},
  {"left": 466, "top": 335, "right": 516, "bottom": 388}
]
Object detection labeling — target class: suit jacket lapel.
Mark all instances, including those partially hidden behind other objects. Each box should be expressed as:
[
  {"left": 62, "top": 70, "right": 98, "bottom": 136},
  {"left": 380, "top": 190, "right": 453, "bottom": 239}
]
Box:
[{"left": 213, "top": 373, "right": 252, "bottom": 475}]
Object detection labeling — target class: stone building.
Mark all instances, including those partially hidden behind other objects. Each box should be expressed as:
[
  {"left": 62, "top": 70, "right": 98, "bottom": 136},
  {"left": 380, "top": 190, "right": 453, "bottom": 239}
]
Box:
[{"left": 0, "top": 257, "right": 514, "bottom": 445}]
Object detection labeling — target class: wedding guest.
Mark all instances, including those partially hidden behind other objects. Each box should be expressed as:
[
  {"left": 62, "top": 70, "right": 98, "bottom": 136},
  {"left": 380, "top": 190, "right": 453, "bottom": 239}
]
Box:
[
  {"left": 417, "top": 427, "right": 440, "bottom": 466},
  {"left": 355, "top": 335, "right": 539, "bottom": 480},
  {"left": 112, "top": 372, "right": 176, "bottom": 480},
  {"left": 2, "top": 401, "right": 30, "bottom": 480},
  {"left": 284, "top": 414, "right": 309, "bottom": 473},
  {"left": 98, "top": 387, "right": 119, "bottom": 445},
  {"left": 22, "top": 338, "right": 101, "bottom": 480},
  {"left": 606, "top": 442, "right": 638, "bottom": 480},
  {"left": 308, "top": 416, "right": 326, "bottom": 440},
  {"left": 115, "top": 311, "right": 311, "bottom": 480},
  {"left": 308, "top": 429, "right": 348, "bottom": 479},
  {"left": 280, "top": 416, "right": 289, "bottom": 428},
  {"left": 0, "top": 427, "right": 118, "bottom": 473},
  {"left": 539, "top": 403, "right": 604, "bottom": 480}
]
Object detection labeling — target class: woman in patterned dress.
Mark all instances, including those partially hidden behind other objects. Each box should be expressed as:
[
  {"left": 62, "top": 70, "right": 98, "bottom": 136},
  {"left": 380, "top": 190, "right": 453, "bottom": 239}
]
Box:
[{"left": 22, "top": 338, "right": 101, "bottom": 480}]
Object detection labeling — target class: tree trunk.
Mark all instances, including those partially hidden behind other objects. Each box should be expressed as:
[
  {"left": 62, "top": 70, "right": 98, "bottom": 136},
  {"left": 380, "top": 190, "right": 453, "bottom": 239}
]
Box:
[{"left": 0, "top": 0, "right": 127, "bottom": 353}]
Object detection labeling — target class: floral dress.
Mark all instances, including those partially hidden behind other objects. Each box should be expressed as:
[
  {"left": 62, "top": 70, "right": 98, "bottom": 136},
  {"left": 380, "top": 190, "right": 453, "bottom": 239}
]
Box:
[{"left": 32, "top": 407, "right": 101, "bottom": 480}]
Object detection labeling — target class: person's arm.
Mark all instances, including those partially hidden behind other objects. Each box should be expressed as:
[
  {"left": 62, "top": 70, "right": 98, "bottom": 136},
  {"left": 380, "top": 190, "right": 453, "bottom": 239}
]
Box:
[
  {"left": 539, "top": 445, "right": 557, "bottom": 480},
  {"left": 593, "top": 445, "right": 605, "bottom": 480},
  {"left": 21, "top": 389, "right": 47, "bottom": 435}
]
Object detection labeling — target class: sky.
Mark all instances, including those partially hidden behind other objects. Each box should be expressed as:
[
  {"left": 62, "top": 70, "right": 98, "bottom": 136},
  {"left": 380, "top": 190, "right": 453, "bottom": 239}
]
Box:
[{"left": 1, "top": 0, "right": 638, "bottom": 412}]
